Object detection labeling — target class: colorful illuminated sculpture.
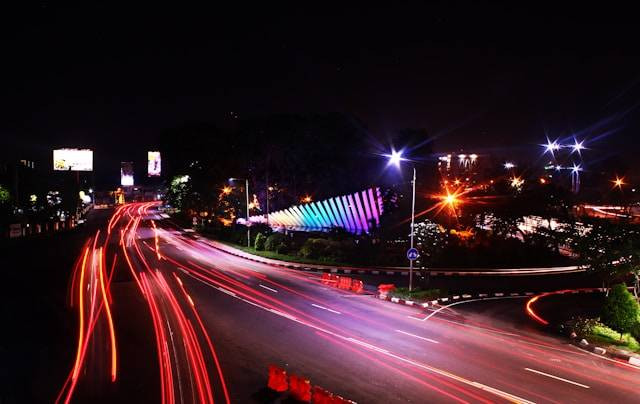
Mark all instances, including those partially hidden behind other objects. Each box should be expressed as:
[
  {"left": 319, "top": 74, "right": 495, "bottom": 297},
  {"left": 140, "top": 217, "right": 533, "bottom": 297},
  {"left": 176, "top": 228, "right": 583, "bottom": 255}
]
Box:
[{"left": 244, "top": 187, "right": 384, "bottom": 234}]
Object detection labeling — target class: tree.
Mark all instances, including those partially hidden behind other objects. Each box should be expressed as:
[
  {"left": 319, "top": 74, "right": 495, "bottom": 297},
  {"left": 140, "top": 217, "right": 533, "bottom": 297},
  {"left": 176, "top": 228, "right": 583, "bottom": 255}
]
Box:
[
  {"left": 569, "top": 219, "right": 635, "bottom": 291},
  {"left": 165, "top": 175, "right": 191, "bottom": 212},
  {"left": 601, "top": 283, "right": 639, "bottom": 340},
  {"left": 254, "top": 232, "right": 267, "bottom": 250},
  {"left": 616, "top": 235, "right": 640, "bottom": 298},
  {"left": 0, "top": 184, "right": 9, "bottom": 204}
]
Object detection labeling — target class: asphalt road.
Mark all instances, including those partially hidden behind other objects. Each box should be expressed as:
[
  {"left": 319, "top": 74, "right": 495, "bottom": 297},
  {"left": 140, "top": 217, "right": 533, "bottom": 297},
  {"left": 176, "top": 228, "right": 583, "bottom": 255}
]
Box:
[{"left": 58, "top": 203, "right": 640, "bottom": 403}]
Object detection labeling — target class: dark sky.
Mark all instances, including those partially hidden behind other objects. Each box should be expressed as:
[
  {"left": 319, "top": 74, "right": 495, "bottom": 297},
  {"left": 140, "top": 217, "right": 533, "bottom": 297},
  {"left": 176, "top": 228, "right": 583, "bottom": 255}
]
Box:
[{"left": 2, "top": 3, "right": 640, "bottom": 182}]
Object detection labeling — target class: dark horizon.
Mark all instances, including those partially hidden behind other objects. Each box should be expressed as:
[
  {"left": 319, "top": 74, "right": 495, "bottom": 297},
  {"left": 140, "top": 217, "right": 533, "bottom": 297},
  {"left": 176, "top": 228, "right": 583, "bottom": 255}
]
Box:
[{"left": 2, "top": 3, "right": 640, "bottom": 182}]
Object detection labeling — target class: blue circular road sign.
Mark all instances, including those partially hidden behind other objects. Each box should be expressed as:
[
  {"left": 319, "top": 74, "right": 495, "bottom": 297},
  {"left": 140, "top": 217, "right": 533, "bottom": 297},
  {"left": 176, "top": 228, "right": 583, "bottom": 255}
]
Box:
[{"left": 407, "top": 247, "right": 419, "bottom": 261}]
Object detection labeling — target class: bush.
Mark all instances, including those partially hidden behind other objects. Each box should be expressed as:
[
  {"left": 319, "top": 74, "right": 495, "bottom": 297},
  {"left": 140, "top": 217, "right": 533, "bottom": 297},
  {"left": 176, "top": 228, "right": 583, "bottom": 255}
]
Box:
[
  {"left": 389, "top": 287, "right": 446, "bottom": 301},
  {"left": 265, "top": 233, "right": 286, "bottom": 251},
  {"left": 254, "top": 232, "right": 266, "bottom": 250},
  {"left": 299, "top": 238, "right": 331, "bottom": 259},
  {"left": 561, "top": 316, "right": 599, "bottom": 338},
  {"left": 601, "top": 284, "right": 640, "bottom": 339}
]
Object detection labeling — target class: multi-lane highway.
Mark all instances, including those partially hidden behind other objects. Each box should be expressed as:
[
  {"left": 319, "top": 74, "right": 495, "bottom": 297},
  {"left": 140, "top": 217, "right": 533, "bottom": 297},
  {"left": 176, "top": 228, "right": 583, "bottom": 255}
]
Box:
[{"left": 57, "top": 203, "right": 640, "bottom": 403}]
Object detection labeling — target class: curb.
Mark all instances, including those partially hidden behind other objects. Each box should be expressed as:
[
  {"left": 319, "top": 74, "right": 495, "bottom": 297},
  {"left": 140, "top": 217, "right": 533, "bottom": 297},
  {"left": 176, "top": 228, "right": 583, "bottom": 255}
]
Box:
[
  {"left": 571, "top": 337, "right": 640, "bottom": 367},
  {"left": 379, "top": 287, "right": 611, "bottom": 311},
  {"left": 377, "top": 290, "right": 535, "bottom": 309},
  {"left": 190, "top": 236, "right": 581, "bottom": 277}
]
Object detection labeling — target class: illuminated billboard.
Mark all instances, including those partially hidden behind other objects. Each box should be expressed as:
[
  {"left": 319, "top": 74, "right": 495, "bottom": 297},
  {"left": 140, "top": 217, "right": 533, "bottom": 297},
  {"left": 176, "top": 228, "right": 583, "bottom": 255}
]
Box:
[
  {"left": 148, "top": 151, "right": 161, "bottom": 177},
  {"left": 121, "top": 162, "right": 134, "bottom": 186},
  {"left": 53, "top": 149, "right": 93, "bottom": 171}
]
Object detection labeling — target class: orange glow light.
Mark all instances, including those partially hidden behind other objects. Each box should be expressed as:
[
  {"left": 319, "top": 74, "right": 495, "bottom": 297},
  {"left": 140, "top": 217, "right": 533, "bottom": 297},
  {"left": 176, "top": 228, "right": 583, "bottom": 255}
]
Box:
[{"left": 613, "top": 177, "right": 625, "bottom": 189}]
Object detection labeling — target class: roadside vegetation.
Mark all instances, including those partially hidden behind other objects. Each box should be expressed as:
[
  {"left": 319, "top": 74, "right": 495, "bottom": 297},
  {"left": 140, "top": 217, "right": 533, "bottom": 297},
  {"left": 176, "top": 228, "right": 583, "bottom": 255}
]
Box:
[
  {"left": 387, "top": 287, "right": 447, "bottom": 301},
  {"left": 192, "top": 213, "right": 574, "bottom": 269},
  {"left": 562, "top": 284, "right": 640, "bottom": 353}
]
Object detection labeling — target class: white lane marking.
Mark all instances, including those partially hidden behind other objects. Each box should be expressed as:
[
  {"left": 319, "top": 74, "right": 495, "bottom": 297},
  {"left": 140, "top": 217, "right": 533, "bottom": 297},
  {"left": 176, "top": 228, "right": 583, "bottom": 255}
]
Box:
[
  {"left": 311, "top": 303, "right": 341, "bottom": 314},
  {"left": 409, "top": 296, "right": 526, "bottom": 322},
  {"left": 269, "top": 308, "right": 297, "bottom": 321},
  {"left": 259, "top": 284, "right": 278, "bottom": 293},
  {"left": 347, "top": 338, "right": 389, "bottom": 354},
  {"left": 524, "top": 368, "right": 590, "bottom": 389},
  {"left": 216, "top": 287, "right": 236, "bottom": 297},
  {"left": 180, "top": 270, "right": 534, "bottom": 404},
  {"left": 395, "top": 329, "right": 439, "bottom": 344}
]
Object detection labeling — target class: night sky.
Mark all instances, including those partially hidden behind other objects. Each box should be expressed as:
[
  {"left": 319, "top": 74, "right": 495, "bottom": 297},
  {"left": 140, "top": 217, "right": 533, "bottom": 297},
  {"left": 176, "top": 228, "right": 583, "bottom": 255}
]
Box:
[{"left": 2, "top": 3, "right": 640, "bottom": 184}]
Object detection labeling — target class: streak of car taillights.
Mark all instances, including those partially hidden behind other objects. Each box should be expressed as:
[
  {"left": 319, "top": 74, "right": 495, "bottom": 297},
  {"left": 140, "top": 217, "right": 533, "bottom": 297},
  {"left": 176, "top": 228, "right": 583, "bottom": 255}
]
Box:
[
  {"left": 174, "top": 272, "right": 231, "bottom": 404},
  {"left": 98, "top": 247, "right": 118, "bottom": 381}
]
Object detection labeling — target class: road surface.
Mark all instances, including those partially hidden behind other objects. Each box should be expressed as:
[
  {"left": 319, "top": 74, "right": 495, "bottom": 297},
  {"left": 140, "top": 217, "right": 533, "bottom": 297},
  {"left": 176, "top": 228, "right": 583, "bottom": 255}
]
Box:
[{"left": 57, "top": 202, "right": 640, "bottom": 403}]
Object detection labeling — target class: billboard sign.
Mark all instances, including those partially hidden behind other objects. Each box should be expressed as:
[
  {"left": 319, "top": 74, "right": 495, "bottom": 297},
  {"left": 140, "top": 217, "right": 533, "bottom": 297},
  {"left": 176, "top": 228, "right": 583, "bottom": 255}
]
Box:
[
  {"left": 148, "top": 151, "right": 161, "bottom": 177},
  {"left": 53, "top": 149, "right": 93, "bottom": 171},
  {"left": 121, "top": 162, "right": 134, "bottom": 186}
]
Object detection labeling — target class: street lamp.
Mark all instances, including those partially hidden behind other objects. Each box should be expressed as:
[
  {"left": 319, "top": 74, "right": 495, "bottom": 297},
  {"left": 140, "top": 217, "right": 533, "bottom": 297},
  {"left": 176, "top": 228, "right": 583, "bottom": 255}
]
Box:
[
  {"left": 229, "top": 177, "right": 250, "bottom": 247},
  {"left": 613, "top": 176, "right": 625, "bottom": 189},
  {"left": 385, "top": 149, "right": 417, "bottom": 291}
]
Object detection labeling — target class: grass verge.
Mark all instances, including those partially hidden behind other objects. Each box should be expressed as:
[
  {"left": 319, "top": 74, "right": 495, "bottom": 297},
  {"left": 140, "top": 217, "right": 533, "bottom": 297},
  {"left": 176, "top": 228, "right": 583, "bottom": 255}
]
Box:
[
  {"left": 589, "top": 324, "right": 640, "bottom": 352},
  {"left": 388, "top": 287, "right": 448, "bottom": 302},
  {"left": 213, "top": 239, "right": 351, "bottom": 267}
]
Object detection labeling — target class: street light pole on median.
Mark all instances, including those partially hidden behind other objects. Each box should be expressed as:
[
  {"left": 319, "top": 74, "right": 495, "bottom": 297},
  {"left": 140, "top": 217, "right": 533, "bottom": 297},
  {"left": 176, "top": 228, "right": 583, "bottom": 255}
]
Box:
[
  {"left": 409, "top": 166, "right": 416, "bottom": 291},
  {"left": 386, "top": 149, "right": 417, "bottom": 291}
]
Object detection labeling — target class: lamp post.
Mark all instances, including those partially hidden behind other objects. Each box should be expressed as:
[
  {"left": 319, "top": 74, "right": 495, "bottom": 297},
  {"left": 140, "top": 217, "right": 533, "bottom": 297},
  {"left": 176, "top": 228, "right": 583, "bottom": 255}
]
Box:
[
  {"left": 387, "top": 149, "right": 417, "bottom": 291},
  {"left": 229, "top": 177, "right": 250, "bottom": 247},
  {"left": 409, "top": 166, "right": 416, "bottom": 291}
]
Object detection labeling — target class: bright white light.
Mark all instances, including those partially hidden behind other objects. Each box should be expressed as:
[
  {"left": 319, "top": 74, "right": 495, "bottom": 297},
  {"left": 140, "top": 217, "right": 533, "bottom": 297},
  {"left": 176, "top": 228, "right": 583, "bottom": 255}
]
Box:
[
  {"left": 469, "top": 153, "right": 478, "bottom": 161},
  {"left": 543, "top": 139, "right": 561, "bottom": 154},
  {"left": 458, "top": 154, "right": 466, "bottom": 160},
  {"left": 555, "top": 165, "right": 562, "bottom": 171},
  {"left": 504, "top": 162, "right": 515, "bottom": 169},
  {"left": 571, "top": 140, "right": 584, "bottom": 153},
  {"left": 571, "top": 164, "right": 582, "bottom": 173},
  {"left": 387, "top": 149, "right": 405, "bottom": 167}
]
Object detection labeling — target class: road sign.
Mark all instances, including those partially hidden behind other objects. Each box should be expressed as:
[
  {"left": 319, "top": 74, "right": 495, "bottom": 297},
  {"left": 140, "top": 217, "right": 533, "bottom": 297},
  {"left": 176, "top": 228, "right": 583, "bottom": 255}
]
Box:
[{"left": 407, "top": 247, "right": 419, "bottom": 261}]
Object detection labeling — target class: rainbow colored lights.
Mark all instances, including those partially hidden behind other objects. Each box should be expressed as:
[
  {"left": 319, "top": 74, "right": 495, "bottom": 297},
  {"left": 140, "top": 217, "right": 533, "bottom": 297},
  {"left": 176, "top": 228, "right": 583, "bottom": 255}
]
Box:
[{"left": 248, "top": 187, "right": 383, "bottom": 233}]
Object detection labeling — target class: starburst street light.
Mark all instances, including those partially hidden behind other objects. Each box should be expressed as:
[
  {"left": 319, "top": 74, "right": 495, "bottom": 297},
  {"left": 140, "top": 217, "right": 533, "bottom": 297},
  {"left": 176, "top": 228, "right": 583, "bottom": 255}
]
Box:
[
  {"left": 384, "top": 148, "right": 417, "bottom": 291},
  {"left": 543, "top": 138, "right": 561, "bottom": 155},
  {"left": 569, "top": 164, "right": 582, "bottom": 193},
  {"left": 510, "top": 176, "right": 524, "bottom": 188},
  {"left": 386, "top": 149, "right": 406, "bottom": 168},
  {"left": 503, "top": 162, "right": 515, "bottom": 170},
  {"left": 571, "top": 139, "right": 584, "bottom": 154},
  {"left": 613, "top": 176, "right": 625, "bottom": 189}
]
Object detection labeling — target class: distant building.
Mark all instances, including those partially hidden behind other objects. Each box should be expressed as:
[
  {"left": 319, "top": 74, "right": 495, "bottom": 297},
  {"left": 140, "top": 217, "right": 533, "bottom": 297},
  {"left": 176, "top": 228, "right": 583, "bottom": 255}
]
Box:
[{"left": 437, "top": 152, "right": 486, "bottom": 188}]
